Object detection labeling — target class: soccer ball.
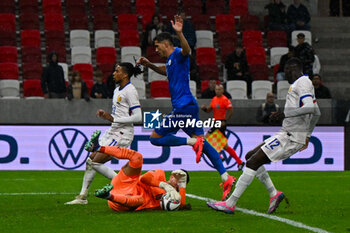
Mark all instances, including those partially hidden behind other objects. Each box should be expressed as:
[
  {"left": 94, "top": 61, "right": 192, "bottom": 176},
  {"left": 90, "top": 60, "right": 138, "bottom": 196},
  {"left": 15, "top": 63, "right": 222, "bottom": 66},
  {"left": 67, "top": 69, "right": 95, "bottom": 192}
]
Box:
[{"left": 160, "top": 194, "right": 180, "bottom": 211}]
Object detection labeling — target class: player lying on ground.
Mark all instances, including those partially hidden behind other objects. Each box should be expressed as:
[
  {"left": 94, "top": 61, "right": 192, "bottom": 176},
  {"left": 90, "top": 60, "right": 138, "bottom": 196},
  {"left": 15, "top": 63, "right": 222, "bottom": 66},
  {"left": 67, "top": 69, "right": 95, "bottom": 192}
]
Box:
[
  {"left": 85, "top": 130, "right": 189, "bottom": 212},
  {"left": 66, "top": 63, "right": 143, "bottom": 205},
  {"left": 207, "top": 58, "right": 321, "bottom": 214},
  {"left": 137, "top": 14, "right": 236, "bottom": 201},
  {"left": 201, "top": 84, "right": 245, "bottom": 170}
]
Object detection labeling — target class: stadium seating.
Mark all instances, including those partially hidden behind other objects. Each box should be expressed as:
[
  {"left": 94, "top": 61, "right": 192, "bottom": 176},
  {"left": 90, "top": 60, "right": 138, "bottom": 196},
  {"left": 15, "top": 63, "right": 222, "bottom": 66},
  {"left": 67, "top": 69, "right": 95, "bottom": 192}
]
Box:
[
  {"left": 68, "top": 14, "right": 89, "bottom": 30},
  {"left": 85, "top": 80, "right": 94, "bottom": 95},
  {"left": 205, "top": 0, "right": 225, "bottom": 16},
  {"left": 46, "top": 45, "right": 66, "bottom": 63},
  {"left": 21, "top": 47, "right": 42, "bottom": 64},
  {"left": 121, "top": 46, "right": 142, "bottom": 65},
  {"left": 0, "top": 1, "right": 15, "bottom": 14},
  {"left": 93, "top": 14, "right": 114, "bottom": 30},
  {"left": 96, "top": 47, "right": 117, "bottom": 65},
  {"left": 0, "top": 80, "right": 20, "bottom": 97},
  {"left": 119, "top": 30, "right": 140, "bottom": 47},
  {"left": 0, "top": 31, "right": 16, "bottom": 46},
  {"left": 252, "top": 80, "right": 272, "bottom": 99},
  {"left": 71, "top": 47, "right": 92, "bottom": 65},
  {"left": 95, "top": 30, "right": 115, "bottom": 48},
  {"left": 240, "top": 15, "right": 260, "bottom": 31},
  {"left": 23, "top": 80, "right": 44, "bottom": 98},
  {"left": 245, "top": 47, "right": 266, "bottom": 65},
  {"left": 42, "top": 0, "right": 62, "bottom": 14},
  {"left": 20, "top": 13, "right": 40, "bottom": 30},
  {"left": 198, "top": 64, "right": 219, "bottom": 80},
  {"left": 291, "top": 30, "right": 312, "bottom": 46},
  {"left": 112, "top": 0, "right": 132, "bottom": 15},
  {"left": 146, "top": 46, "right": 166, "bottom": 63},
  {"left": 70, "top": 30, "right": 90, "bottom": 48},
  {"left": 270, "top": 47, "right": 288, "bottom": 66},
  {"left": 220, "top": 43, "right": 235, "bottom": 64},
  {"left": 196, "top": 47, "right": 217, "bottom": 65},
  {"left": 216, "top": 14, "right": 236, "bottom": 33},
  {"left": 73, "top": 63, "right": 93, "bottom": 81},
  {"left": 66, "top": 0, "right": 86, "bottom": 15},
  {"left": 19, "top": 0, "right": 38, "bottom": 14},
  {"left": 227, "top": 80, "right": 248, "bottom": 99},
  {"left": 130, "top": 77, "right": 146, "bottom": 99},
  {"left": 158, "top": 0, "right": 178, "bottom": 18},
  {"left": 229, "top": 0, "right": 248, "bottom": 16},
  {"left": 0, "top": 14, "right": 16, "bottom": 32},
  {"left": 22, "top": 63, "right": 42, "bottom": 80},
  {"left": 267, "top": 31, "right": 287, "bottom": 48},
  {"left": 190, "top": 80, "right": 197, "bottom": 98},
  {"left": 89, "top": 0, "right": 109, "bottom": 16},
  {"left": 44, "top": 14, "right": 64, "bottom": 32},
  {"left": 249, "top": 64, "right": 269, "bottom": 80},
  {"left": 242, "top": 30, "right": 263, "bottom": 48},
  {"left": 21, "top": 30, "right": 41, "bottom": 47},
  {"left": 182, "top": 0, "right": 203, "bottom": 15},
  {"left": 58, "top": 63, "right": 69, "bottom": 81},
  {"left": 273, "top": 64, "right": 279, "bottom": 82},
  {"left": 0, "top": 63, "right": 18, "bottom": 80},
  {"left": 277, "top": 80, "right": 290, "bottom": 99},
  {"left": 45, "top": 30, "right": 65, "bottom": 49},
  {"left": 140, "top": 13, "right": 154, "bottom": 31},
  {"left": 98, "top": 63, "right": 115, "bottom": 81},
  {"left": 117, "top": 14, "right": 138, "bottom": 32},
  {"left": 136, "top": 0, "right": 156, "bottom": 18},
  {"left": 195, "top": 30, "right": 214, "bottom": 48},
  {"left": 148, "top": 63, "right": 167, "bottom": 82},
  {"left": 150, "top": 80, "right": 171, "bottom": 98},
  {"left": 0, "top": 46, "right": 17, "bottom": 63},
  {"left": 191, "top": 15, "right": 211, "bottom": 30}
]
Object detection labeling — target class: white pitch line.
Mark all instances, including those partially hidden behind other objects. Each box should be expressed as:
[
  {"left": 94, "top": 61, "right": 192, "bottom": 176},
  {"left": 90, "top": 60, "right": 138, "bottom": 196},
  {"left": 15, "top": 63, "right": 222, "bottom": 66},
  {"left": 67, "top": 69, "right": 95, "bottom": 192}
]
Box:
[
  {"left": 186, "top": 193, "right": 330, "bottom": 233},
  {"left": 0, "top": 191, "right": 331, "bottom": 233}
]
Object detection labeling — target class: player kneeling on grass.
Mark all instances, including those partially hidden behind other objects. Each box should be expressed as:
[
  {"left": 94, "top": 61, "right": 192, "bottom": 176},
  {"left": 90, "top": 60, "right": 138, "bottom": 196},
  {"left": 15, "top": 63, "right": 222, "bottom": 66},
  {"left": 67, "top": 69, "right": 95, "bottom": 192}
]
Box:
[{"left": 86, "top": 130, "right": 190, "bottom": 212}]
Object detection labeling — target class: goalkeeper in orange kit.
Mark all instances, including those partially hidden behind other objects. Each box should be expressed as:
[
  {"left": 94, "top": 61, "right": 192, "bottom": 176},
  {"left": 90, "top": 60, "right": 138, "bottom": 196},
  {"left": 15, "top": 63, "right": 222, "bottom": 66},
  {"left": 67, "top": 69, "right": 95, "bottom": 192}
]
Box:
[{"left": 84, "top": 130, "right": 189, "bottom": 212}]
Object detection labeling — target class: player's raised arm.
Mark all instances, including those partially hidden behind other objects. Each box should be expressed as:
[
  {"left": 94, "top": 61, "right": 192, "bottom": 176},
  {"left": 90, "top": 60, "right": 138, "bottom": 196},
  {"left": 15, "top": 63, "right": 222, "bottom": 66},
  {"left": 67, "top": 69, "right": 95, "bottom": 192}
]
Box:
[
  {"left": 171, "top": 15, "right": 191, "bottom": 56},
  {"left": 137, "top": 57, "right": 167, "bottom": 76}
]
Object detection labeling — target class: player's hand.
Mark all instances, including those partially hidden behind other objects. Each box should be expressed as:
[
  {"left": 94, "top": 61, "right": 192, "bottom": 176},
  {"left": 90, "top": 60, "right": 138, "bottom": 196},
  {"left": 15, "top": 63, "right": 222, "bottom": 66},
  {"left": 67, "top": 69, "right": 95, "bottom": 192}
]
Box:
[
  {"left": 299, "top": 137, "right": 310, "bottom": 152},
  {"left": 136, "top": 57, "right": 151, "bottom": 67},
  {"left": 171, "top": 15, "right": 183, "bottom": 33},
  {"left": 171, "top": 169, "right": 187, "bottom": 188},
  {"left": 96, "top": 109, "right": 109, "bottom": 120},
  {"left": 270, "top": 111, "right": 285, "bottom": 121},
  {"left": 201, "top": 105, "right": 207, "bottom": 111},
  {"left": 159, "top": 182, "right": 181, "bottom": 201}
]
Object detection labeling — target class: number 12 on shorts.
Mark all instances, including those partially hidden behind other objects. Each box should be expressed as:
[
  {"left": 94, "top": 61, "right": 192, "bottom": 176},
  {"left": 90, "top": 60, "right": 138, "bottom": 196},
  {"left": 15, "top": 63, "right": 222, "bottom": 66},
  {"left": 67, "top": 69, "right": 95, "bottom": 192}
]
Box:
[{"left": 266, "top": 138, "right": 281, "bottom": 150}]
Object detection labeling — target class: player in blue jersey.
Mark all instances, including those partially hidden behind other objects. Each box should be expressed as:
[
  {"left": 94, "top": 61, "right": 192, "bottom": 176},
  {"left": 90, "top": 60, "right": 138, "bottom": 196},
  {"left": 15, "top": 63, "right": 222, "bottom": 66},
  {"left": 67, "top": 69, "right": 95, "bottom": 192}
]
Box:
[{"left": 137, "top": 15, "right": 236, "bottom": 200}]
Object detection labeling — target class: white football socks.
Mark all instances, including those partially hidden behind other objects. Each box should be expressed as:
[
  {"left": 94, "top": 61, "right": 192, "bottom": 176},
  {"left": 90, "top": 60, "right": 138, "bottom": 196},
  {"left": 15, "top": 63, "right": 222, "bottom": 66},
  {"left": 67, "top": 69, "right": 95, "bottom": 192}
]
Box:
[
  {"left": 91, "top": 162, "right": 117, "bottom": 179},
  {"left": 221, "top": 172, "right": 229, "bottom": 182},
  {"left": 187, "top": 138, "right": 197, "bottom": 146},
  {"left": 256, "top": 165, "right": 277, "bottom": 198},
  {"left": 79, "top": 164, "right": 96, "bottom": 197},
  {"left": 226, "top": 167, "right": 256, "bottom": 207}
]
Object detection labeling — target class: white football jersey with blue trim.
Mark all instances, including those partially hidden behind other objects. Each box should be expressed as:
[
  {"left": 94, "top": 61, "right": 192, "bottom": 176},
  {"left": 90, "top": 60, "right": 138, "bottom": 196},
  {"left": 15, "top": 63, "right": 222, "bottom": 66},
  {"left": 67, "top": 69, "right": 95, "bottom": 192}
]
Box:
[{"left": 282, "top": 75, "right": 316, "bottom": 144}]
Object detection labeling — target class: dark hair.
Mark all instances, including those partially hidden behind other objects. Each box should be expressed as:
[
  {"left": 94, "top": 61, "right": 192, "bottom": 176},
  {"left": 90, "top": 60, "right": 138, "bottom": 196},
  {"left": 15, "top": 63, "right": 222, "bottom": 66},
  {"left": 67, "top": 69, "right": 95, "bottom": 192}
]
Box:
[
  {"left": 154, "top": 32, "right": 174, "bottom": 45},
  {"left": 119, "top": 62, "right": 143, "bottom": 78},
  {"left": 71, "top": 71, "right": 81, "bottom": 83},
  {"left": 312, "top": 74, "right": 321, "bottom": 80},
  {"left": 285, "top": 57, "right": 303, "bottom": 70},
  {"left": 180, "top": 169, "right": 190, "bottom": 184}
]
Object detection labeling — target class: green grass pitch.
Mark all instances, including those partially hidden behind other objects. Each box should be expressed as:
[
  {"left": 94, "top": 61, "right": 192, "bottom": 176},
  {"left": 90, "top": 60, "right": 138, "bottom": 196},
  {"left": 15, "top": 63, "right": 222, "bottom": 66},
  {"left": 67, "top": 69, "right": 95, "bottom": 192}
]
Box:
[{"left": 0, "top": 171, "right": 349, "bottom": 233}]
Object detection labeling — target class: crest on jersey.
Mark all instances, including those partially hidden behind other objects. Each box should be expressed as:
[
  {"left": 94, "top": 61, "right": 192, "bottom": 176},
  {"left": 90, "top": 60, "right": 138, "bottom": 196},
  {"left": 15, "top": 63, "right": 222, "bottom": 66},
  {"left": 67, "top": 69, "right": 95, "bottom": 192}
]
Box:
[
  {"left": 167, "top": 59, "right": 171, "bottom": 66},
  {"left": 117, "top": 95, "right": 122, "bottom": 102},
  {"left": 288, "top": 86, "right": 292, "bottom": 93}
]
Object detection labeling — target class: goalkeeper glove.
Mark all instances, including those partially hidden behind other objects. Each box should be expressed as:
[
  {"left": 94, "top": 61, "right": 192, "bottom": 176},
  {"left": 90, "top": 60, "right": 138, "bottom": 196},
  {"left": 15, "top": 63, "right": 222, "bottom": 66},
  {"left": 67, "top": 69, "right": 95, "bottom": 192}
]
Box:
[
  {"left": 171, "top": 169, "right": 187, "bottom": 189},
  {"left": 159, "top": 181, "right": 181, "bottom": 201}
]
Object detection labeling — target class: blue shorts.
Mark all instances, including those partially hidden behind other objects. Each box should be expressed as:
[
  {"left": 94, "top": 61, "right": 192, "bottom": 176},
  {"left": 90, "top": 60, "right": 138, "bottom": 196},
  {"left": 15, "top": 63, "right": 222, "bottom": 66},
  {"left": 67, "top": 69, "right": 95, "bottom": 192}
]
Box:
[{"left": 155, "top": 104, "right": 204, "bottom": 137}]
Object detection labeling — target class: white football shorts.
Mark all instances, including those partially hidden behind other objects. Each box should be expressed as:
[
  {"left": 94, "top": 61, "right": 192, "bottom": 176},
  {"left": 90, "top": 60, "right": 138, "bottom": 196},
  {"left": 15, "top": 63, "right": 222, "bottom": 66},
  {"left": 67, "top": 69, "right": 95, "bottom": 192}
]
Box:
[
  {"left": 99, "top": 127, "right": 134, "bottom": 148},
  {"left": 261, "top": 131, "right": 304, "bottom": 162}
]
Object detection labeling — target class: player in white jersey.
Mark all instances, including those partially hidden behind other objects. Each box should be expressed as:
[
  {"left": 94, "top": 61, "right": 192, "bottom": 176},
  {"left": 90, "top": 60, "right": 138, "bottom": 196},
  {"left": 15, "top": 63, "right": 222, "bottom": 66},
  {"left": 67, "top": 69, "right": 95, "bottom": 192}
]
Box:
[
  {"left": 207, "top": 58, "right": 321, "bottom": 214},
  {"left": 65, "top": 63, "right": 143, "bottom": 205}
]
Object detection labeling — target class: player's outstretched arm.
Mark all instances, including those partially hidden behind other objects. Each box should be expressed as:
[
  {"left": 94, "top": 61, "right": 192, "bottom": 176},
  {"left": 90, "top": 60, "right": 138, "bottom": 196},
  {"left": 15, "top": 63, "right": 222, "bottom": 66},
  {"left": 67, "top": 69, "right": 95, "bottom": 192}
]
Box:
[
  {"left": 137, "top": 57, "right": 167, "bottom": 76},
  {"left": 171, "top": 15, "right": 191, "bottom": 56},
  {"left": 113, "top": 107, "right": 142, "bottom": 124}
]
